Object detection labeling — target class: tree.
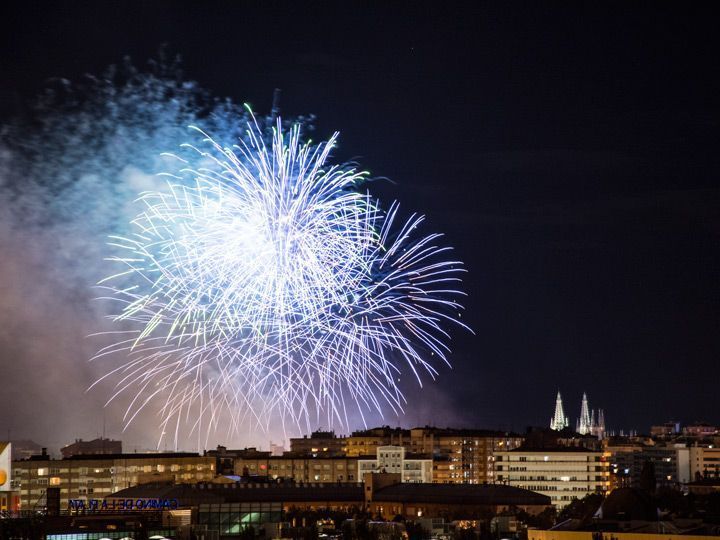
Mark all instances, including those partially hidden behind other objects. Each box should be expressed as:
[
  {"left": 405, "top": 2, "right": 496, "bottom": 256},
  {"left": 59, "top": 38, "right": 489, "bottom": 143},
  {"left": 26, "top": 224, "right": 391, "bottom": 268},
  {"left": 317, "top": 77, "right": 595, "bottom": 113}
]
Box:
[
  {"left": 640, "top": 460, "right": 657, "bottom": 493},
  {"left": 557, "top": 493, "right": 604, "bottom": 522}
]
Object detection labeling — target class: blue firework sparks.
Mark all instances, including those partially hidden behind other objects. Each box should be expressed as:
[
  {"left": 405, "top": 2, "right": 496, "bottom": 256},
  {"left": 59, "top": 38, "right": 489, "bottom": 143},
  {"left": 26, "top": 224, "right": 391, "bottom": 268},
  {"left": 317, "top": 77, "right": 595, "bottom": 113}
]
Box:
[{"left": 95, "top": 115, "right": 469, "bottom": 442}]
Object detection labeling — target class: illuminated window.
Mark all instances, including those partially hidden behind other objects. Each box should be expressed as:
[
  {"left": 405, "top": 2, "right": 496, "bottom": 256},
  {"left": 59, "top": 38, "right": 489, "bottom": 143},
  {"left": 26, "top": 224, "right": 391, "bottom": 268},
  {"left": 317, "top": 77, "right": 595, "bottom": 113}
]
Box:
[
  {"left": 37, "top": 468, "right": 48, "bottom": 476},
  {"left": 49, "top": 477, "right": 61, "bottom": 486}
]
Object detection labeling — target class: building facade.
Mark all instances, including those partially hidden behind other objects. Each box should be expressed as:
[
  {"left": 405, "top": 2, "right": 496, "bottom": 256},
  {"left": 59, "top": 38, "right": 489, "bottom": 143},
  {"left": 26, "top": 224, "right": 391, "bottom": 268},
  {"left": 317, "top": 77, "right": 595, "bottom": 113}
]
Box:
[
  {"left": 289, "top": 431, "right": 347, "bottom": 456},
  {"left": 232, "top": 452, "right": 359, "bottom": 483},
  {"left": 60, "top": 438, "right": 122, "bottom": 458},
  {"left": 690, "top": 445, "right": 720, "bottom": 479},
  {"left": 495, "top": 448, "right": 610, "bottom": 509},
  {"left": 407, "top": 428, "right": 523, "bottom": 484},
  {"left": 606, "top": 441, "right": 690, "bottom": 489},
  {"left": 358, "top": 446, "right": 432, "bottom": 483},
  {"left": 291, "top": 426, "right": 523, "bottom": 485},
  {"left": 12, "top": 451, "right": 215, "bottom": 510}
]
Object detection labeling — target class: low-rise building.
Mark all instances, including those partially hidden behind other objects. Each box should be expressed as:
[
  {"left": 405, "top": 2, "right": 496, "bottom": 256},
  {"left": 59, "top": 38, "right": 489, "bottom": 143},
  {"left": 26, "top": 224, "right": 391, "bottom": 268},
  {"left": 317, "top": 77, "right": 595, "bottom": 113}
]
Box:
[{"left": 106, "top": 473, "right": 550, "bottom": 533}]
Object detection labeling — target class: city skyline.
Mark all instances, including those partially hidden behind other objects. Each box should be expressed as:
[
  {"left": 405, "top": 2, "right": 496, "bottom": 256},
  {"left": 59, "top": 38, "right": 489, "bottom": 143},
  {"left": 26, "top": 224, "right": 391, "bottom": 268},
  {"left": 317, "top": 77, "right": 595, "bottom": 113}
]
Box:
[{"left": 1, "top": 3, "right": 719, "bottom": 449}]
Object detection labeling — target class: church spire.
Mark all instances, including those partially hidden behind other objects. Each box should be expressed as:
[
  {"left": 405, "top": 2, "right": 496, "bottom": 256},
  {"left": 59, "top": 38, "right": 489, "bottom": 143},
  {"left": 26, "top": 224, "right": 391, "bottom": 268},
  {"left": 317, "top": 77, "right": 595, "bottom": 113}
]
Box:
[
  {"left": 550, "top": 390, "right": 569, "bottom": 430},
  {"left": 577, "top": 392, "right": 591, "bottom": 434}
]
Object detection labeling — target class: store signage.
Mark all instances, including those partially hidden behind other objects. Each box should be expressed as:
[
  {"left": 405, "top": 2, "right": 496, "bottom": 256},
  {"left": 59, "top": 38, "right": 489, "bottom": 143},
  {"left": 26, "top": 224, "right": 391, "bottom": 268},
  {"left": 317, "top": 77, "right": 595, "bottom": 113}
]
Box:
[{"left": 68, "top": 498, "right": 179, "bottom": 511}]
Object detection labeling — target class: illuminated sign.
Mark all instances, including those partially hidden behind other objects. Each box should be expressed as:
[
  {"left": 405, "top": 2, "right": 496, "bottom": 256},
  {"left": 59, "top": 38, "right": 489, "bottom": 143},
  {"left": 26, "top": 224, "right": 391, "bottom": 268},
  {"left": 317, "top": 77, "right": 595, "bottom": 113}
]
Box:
[
  {"left": 0, "top": 443, "right": 10, "bottom": 491},
  {"left": 68, "top": 498, "right": 179, "bottom": 511}
]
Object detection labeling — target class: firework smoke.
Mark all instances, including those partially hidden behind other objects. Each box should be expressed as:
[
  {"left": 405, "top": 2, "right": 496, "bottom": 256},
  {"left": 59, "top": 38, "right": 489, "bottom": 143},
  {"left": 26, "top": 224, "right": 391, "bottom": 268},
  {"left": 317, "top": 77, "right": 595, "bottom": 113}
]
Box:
[{"left": 96, "top": 114, "right": 469, "bottom": 445}]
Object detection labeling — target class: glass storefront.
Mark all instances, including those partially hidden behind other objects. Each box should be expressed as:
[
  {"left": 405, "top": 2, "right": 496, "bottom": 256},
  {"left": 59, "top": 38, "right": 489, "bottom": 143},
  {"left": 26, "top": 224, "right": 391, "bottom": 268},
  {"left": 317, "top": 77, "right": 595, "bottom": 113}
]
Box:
[
  {"left": 47, "top": 530, "right": 175, "bottom": 540},
  {"left": 198, "top": 502, "right": 283, "bottom": 535}
]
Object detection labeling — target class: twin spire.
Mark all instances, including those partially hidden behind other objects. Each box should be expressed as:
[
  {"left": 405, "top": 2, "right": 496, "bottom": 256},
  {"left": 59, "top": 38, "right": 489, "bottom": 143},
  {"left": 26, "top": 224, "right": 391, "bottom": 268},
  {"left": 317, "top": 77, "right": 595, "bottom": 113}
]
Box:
[
  {"left": 550, "top": 391, "right": 569, "bottom": 430},
  {"left": 550, "top": 391, "right": 606, "bottom": 438}
]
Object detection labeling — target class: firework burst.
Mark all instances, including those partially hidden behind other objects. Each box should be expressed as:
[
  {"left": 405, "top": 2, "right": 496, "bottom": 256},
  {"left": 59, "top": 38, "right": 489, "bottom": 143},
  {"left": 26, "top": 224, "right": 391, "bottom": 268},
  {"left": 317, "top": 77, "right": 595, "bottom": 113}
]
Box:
[{"left": 95, "top": 114, "right": 469, "bottom": 444}]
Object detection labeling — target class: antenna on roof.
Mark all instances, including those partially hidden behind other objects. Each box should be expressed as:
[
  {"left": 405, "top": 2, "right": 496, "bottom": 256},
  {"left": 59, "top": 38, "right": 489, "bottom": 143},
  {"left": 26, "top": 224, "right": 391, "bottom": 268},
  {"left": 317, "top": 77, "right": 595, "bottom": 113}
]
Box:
[{"left": 270, "top": 88, "right": 282, "bottom": 126}]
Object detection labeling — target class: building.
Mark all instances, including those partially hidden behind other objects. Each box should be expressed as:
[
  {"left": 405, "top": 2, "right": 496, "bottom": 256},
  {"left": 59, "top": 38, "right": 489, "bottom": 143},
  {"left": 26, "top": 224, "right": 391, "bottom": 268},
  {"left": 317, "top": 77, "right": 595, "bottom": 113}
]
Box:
[
  {"left": 60, "top": 437, "right": 122, "bottom": 458},
  {"left": 12, "top": 450, "right": 216, "bottom": 510},
  {"left": 650, "top": 421, "right": 681, "bottom": 438},
  {"left": 0, "top": 442, "right": 20, "bottom": 512},
  {"left": 606, "top": 440, "right": 690, "bottom": 489},
  {"left": 231, "top": 449, "right": 360, "bottom": 483},
  {"left": 8, "top": 440, "right": 42, "bottom": 461},
  {"left": 495, "top": 446, "right": 610, "bottom": 509},
  {"left": 690, "top": 444, "right": 720, "bottom": 479},
  {"left": 528, "top": 487, "right": 720, "bottom": 540},
  {"left": 358, "top": 446, "right": 432, "bottom": 483},
  {"left": 402, "top": 427, "right": 523, "bottom": 484},
  {"left": 550, "top": 391, "right": 569, "bottom": 431},
  {"left": 289, "top": 430, "right": 347, "bottom": 456},
  {"left": 324, "top": 426, "right": 523, "bottom": 485},
  {"left": 364, "top": 473, "right": 550, "bottom": 520},
  {"left": 105, "top": 474, "right": 550, "bottom": 536},
  {"left": 576, "top": 393, "right": 591, "bottom": 435},
  {"left": 684, "top": 423, "right": 718, "bottom": 438},
  {"left": 574, "top": 393, "right": 606, "bottom": 439},
  {"left": 346, "top": 427, "right": 410, "bottom": 457}
]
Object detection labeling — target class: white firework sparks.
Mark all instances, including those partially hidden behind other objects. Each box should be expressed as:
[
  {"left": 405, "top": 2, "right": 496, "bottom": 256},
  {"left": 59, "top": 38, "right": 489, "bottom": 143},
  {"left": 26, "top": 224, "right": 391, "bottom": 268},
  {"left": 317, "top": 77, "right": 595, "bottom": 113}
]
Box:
[{"left": 94, "top": 114, "right": 469, "bottom": 445}]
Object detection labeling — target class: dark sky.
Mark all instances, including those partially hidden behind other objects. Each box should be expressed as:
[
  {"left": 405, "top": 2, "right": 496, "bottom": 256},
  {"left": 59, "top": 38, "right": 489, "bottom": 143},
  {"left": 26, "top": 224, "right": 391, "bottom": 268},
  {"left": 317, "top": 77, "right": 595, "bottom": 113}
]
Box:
[{"left": 2, "top": 1, "right": 719, "bottom": 438}]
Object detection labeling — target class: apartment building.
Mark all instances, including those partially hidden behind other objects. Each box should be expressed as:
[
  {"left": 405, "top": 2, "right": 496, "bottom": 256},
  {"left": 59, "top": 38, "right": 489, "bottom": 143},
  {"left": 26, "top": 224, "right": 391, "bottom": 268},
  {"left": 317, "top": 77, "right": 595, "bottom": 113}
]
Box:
[
  {"left": 358, "top": 446, "right": 432, "bottom": 483},
  {"left": 495, "top": 447, "right": 610, "bottom": 509},
  {"left": 232, "top": 452, "right": 359, "bottom": 483},
  {"left": 690, "top": 445, "right": 720, "bottom": 479},
  {"left": 12, "top": 451, "right": 215, "bottom": 510}
]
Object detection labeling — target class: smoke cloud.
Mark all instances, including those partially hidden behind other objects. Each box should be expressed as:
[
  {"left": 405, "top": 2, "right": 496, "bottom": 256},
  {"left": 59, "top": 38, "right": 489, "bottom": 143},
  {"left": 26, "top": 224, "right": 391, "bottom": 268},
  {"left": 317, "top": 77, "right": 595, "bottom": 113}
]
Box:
[{"left": 1, "top": 57, "right": 456, "bottom": 453}]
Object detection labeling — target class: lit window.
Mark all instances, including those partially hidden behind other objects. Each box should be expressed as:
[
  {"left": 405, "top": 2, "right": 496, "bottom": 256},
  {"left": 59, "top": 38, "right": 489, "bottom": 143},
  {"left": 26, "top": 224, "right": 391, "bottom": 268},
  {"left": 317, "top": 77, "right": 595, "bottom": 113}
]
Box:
[
  {"left": 37, "top": 468, "right": 48, "bottom": 476},
  {"left": 49, "top": 477, "right": 61, "bottom": 486}
]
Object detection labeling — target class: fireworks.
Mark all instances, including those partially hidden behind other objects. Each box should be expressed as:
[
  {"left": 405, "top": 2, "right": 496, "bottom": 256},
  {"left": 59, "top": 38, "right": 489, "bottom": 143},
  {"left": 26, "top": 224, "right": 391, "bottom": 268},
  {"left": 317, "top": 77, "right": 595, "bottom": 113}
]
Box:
[{"left": 95, "top": 115, "right": 468, "bottom": 443}]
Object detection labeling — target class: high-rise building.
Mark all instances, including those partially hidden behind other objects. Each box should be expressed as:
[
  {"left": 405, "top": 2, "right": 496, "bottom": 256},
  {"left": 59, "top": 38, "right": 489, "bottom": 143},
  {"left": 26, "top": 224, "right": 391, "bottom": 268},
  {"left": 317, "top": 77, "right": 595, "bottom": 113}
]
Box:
[{"left": 550, "top": 391, "right": 569, "bottom": 431}]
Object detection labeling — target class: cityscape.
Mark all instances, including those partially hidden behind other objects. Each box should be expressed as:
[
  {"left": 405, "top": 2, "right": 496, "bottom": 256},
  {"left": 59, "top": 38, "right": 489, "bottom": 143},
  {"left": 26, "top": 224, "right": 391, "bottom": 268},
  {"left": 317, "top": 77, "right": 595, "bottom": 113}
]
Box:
[
  {"left": 2, "top": 393, "right": 720, "bottom": 539},
  {"left": 2, "top": 2, "right": 720, "bottom": 540}
]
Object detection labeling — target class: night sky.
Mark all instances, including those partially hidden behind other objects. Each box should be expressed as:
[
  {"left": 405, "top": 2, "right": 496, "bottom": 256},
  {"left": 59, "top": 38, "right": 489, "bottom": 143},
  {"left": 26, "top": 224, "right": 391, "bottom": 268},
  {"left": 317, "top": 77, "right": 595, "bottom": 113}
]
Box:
[{"left": 2, "top": 2, "right": 719, "bottom": 444}]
